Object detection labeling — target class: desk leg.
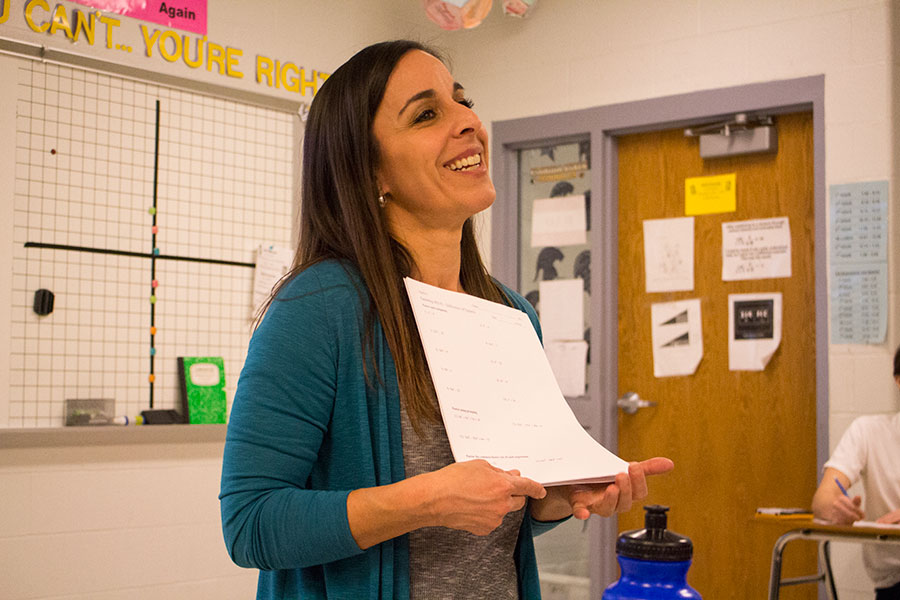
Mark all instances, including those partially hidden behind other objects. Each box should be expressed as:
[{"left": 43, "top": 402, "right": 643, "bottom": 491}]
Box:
[
  {"left": 819, "top": 540, "right": 838, "bottom": 600},
  {"left": 768, "top": 533, "right": 794, "bottom": 600}
]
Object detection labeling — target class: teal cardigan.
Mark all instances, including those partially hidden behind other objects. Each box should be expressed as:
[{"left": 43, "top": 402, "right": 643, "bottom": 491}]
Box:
[{"left": 220, "top": 260, "right": 558, "bottom": 599}]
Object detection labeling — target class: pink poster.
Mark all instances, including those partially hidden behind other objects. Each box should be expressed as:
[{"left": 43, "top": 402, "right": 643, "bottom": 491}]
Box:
[{"left": 70, "top": 0, "right": 208, "bottom": 35}]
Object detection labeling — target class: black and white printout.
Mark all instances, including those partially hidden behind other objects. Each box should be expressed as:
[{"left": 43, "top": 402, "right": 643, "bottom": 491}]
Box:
[
  {"left": 728, "top": 292, "right": 782, "bottom": 371},
  {"left": 404, "top": 278, "right": 629, "bottom": 486},
  {"left": 721, "top": 217, "right": 791, "bottom": 281}
]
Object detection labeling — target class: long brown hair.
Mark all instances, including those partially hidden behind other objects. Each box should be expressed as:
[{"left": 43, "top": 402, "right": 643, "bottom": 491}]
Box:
[{"left": 264, "top": 40, "right": 508, "bottom": 429}]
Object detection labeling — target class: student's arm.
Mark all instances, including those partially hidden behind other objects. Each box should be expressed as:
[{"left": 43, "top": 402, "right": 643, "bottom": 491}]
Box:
[
  {"left": 812, "top": 467, "right": 864, "bottom": 524},
  {"left": 876, "top": 508, "right": 900, "bottom": 524}
]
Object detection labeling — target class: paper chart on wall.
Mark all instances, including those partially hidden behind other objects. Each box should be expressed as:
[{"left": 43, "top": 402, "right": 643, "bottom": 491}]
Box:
[
  {"left": 829, "top": 181, "right": 888, "bottom": 344},
  {"left": 405, "top": 277, "right": 629, "bottom": 486}
]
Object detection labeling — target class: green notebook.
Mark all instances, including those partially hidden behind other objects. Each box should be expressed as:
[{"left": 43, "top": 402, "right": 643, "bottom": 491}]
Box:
[{"left": 178, "top": 357, "right": 227, "bottom": 424}]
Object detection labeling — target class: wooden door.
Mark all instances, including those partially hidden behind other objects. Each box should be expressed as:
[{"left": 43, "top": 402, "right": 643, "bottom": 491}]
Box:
[{"left": 616, "top": 112, "right": 817, "bottom": 598}]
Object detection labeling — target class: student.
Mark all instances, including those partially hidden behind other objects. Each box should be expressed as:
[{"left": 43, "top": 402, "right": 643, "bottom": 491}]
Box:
[
  {"left": 812, "top": 345, "right": 900, "bottom": 599},
  {"left": 219, "top": 40, "right": 673, "bottom": 599}
]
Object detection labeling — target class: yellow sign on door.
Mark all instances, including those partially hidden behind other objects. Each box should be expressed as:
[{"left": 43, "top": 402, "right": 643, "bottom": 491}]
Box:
[{"left": 685, "top": 173, "right": 736, "bottom": 215}]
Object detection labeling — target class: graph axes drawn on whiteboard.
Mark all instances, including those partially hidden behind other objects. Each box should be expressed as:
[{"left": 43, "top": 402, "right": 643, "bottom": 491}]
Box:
[
  {"left": 22, "top": 242, "right": 255, "bottom": 268},
  {"left": 21, "top": 100, "right": 254, "bottom": 411},
  {"left": 149, "top": 99, "right": 159, "bottom": 409}
]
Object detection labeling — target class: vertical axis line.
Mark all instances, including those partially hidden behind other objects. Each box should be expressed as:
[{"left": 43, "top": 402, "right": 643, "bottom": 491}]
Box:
[{"left": 150, "top": 99, "right": 160, "bottom": 408}]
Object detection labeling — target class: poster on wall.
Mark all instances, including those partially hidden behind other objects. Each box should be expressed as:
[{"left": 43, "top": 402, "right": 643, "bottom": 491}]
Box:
[
  {"left": 70, "top": 0, "right": 209, "bottom": 35},
  {"left": 721, "top": 217, "right": 791, "bottom": 281},
  {"left": 650, "top": 299, "right": 703, "bottom": 377},
  {"left": 829, "top": 181, "right": 888, "bottom": 344},
  {"left": 728, "top": 293, "right": 782, "bottom": 371}
]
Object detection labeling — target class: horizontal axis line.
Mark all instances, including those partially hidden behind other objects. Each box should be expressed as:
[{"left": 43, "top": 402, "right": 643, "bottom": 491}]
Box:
[{"left": 24, "top": 242, "right": 254, "bottom": 268}]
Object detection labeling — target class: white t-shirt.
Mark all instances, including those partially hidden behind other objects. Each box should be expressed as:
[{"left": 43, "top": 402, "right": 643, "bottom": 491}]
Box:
[{"left": 824, "top": 412, "right": 900, "bottom": 588}]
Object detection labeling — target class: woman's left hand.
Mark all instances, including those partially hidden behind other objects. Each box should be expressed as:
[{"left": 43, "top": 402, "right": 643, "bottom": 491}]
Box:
[{"left": 531, "top": 457, "right": 674, "bottom": 521}]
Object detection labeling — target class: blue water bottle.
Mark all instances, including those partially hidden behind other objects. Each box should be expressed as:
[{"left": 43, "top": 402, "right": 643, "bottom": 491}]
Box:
[{"left": 602, "top": 505, "right": 701, "bottom": 600}]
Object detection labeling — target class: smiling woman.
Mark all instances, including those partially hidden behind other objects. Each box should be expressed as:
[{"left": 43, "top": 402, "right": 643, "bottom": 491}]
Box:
[
  {"left": 374, "top": 50, "right": 495, "bottom": 249},
  {"left": 218, "top": 39, "right": 671, "bottom": 600}
]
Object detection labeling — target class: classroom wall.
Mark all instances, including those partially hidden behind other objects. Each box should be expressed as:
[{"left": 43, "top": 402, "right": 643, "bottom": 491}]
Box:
[
  {"left": 391, "top": 1, "right": 897, "bottom": 597},
  {"left": 2, "top": 1, "right": 897, "bottom": 599},
  {"left": 0, "top": 2, "right": 404, "bottom": 599}
]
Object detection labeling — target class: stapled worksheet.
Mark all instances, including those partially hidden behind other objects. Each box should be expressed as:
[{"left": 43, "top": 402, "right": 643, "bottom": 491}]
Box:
[{"left": 405, "top": 278, "right": 629, "bottom": 486}]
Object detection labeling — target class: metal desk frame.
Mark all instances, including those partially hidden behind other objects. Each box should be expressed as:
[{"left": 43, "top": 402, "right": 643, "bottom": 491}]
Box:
[{"left": 768, "top": 521, "right": 900, "bottom": 599}]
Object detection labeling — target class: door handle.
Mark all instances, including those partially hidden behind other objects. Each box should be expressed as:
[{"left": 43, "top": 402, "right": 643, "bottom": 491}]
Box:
[{"left": 617, "top": 391, "right": 657, "bottom": 415}]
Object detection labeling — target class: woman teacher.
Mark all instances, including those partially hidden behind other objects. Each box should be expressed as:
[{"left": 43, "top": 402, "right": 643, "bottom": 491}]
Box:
[{"left": 219, "top": 40, "right": 673, "bottom": 600}]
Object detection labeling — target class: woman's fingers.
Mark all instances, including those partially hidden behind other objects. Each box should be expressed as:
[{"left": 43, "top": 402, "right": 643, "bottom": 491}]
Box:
[
  {"left": 430, "top": 460, "right": 545, "bottom": 535},
  {"left": 569, "top": 456, "right": 673, "bottom": 519},
  {"left": 640, "top": 457, "right": 675, "bottom": 476},
  {"left": 615, "top": 471, "right": 633, "bottom": 513},
  {"left": 505, "top": 471, "right": 547, "bottom": 500},
  {"left": 628, "top": 462, "right": 647, "bottom": 500},
  {"left": 568, "top": 484, "right": 615, "bottom": 519}
]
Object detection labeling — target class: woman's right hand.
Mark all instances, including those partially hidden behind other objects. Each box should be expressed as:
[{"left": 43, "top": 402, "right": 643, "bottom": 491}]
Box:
[
  {"left": 421, "top": 460, "right": 546, "bottom": 535},
  {"left": 347, "top": 459, "right": 545, "bottom": 549}
]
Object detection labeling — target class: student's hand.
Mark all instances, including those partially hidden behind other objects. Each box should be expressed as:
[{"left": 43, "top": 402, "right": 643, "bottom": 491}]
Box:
[
  {"left": 830, "top": 494, "right": 864, "bottom": 524},
  {"left": 876, "top": 508, "right": 900, "bottom": 524},
  {"left": 425, "top": 459, "right": 546, "bottom": 535},
  {"left": 533, "top": 457, "right": 674, "bottom": 521}
]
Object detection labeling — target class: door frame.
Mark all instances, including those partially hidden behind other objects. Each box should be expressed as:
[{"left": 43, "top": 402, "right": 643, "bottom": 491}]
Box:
[{"left": 490, "top": 75, "right": 826, "bottom": 594}]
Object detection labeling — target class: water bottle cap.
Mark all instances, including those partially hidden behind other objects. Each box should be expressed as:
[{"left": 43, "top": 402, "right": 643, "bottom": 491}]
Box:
[{"left": 615, "top": 505, "right": 693, "bottom": 562}]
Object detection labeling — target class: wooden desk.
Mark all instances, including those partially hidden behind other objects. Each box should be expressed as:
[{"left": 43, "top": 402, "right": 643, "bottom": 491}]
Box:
[{"left": 763, "top": 518, "right": 900, "bottom": 599}]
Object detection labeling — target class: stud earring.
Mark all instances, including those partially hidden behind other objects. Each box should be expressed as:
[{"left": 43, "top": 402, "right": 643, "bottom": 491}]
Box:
[{"left": 378, "top": 193, "right": 387, "bottom": 207}]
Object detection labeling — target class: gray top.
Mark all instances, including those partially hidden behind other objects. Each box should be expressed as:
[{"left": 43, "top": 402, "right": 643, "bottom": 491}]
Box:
[{"left": 402, "top": 402, "right": 524, "bottom": 600}]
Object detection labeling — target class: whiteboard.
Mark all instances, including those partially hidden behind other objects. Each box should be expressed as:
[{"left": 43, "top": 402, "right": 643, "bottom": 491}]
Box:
[{"left": 6, "top": 57, "right": 297, "bottom": 428}]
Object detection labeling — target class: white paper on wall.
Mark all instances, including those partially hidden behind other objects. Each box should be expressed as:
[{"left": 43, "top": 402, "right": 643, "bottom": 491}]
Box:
[
  {"left": 531, "top": 195, "right": 587, "bottom": 248},
  {"left": 545, "top": 340, "right": 588, "bottom": 397},
  {"left": 650, "top": 299, "right": 703, "bottom": 377},
  {"left": 538, "top": 278, "right": 584, "bottom": 341},
  {"left": 728, "top": 292, "right": 782, "bottom": 371},
  {"left": 643, "top": 217, "right": 694, "bottom": 293},
  {"left": 252, "top": 244, "right": 293, "bottom": 318},
  {"left": 721, "top": 217, "right": 791, "bottom": 281}
]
